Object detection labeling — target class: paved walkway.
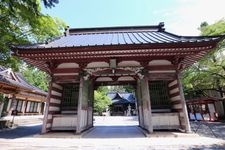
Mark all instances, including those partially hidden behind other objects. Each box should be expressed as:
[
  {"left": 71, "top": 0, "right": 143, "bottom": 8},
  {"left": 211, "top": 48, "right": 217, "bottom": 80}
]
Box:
[
  {"left": 83, "top": 116, "right": 144, "bottom": 138},
  {"left": 0, "top": 116, "right": 225, "bottom": 149},
  {"left": 0, "top": 124, "right": 42, "bottom": 139},
  {"left": 0, "top": 135, "right": 224, "bottom": 149},
  {"left": 83, "top": 126, "right": 145, "bottom": 138},
  {"left": 191, "top": 121, "right": 225, "bottom": 140}
]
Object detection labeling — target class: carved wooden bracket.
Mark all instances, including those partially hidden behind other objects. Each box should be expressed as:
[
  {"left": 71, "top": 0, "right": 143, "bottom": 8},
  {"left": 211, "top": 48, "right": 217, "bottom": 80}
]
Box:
[
  {"left": 140, "top": 61, "right": 149, "bottom": 68},
  {"left": 171, "top": 57, "right": 184, "bottom": 70},
  {"left": 78, "top": 62, "right": 88, "bottom": 69}
]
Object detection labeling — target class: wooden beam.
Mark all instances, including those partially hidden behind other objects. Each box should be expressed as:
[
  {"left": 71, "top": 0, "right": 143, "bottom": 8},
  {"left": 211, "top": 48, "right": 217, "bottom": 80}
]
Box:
[
  {"left": 52, "top": 68, "right": 80, "bottom": 74},
  {"left": 146, "top": 65, "right": 176, "bottom": 70},
  {"left": 147, "top": 73, "right": 176, "bottom": 80},
  {"left": 94, "top": 80, "right": 136, "bottom": 86},
  {"left": 93, "top": 68, "right": 135, "bottom": 75},
  {"left": 52, "top": 75, "right": 79, "bottom": 82},
  {"left": 23, "top": 51, "right": 199, "bottom": 61}
]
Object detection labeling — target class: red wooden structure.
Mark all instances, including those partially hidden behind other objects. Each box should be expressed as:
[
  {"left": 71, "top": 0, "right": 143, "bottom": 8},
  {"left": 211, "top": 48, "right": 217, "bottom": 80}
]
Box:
[{"left": 13, "top": 23, "right": 224, "bottom": 134}]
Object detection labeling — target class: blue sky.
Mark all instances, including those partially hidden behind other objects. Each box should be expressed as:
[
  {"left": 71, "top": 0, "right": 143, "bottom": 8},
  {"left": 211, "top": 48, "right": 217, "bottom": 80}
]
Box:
[{"left": 42, "top": 0, "right": 225, "bottom": 35}]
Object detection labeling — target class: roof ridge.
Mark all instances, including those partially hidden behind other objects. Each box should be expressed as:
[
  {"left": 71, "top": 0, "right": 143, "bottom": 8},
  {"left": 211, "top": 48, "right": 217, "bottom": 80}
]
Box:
[{"left": 67, "top": 22, "right": 165, "bottom": 35}]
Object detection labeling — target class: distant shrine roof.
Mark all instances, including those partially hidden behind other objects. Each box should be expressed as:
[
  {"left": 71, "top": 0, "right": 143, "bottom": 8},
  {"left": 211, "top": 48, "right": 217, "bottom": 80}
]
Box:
[
  {"left": 0, "top": 66, "right": 47, "bottom": 98},
  {"left": 107, "top": 92, "right": 136, "bottom": 104}
]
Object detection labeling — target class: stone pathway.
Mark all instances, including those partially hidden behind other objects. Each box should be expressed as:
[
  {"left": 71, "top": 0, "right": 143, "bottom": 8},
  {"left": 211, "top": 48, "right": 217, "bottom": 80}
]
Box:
[
  {"left": 83, "top": 126, "right": 145, "bottom": 138},
  {"left": 0, "top": 136, "right": 224, "bottom": 150},
  {"left": 190, "top": 121, "right": 225, "bottom": 140},
  {"left": 1, "top": 115, "right": 43, "bottom": 126},
  {"left": 0, "top": 116, "right": 225, "bottom": 149},
  {"left": 0, "top": 124, "right": 42, "bottom": 139}
]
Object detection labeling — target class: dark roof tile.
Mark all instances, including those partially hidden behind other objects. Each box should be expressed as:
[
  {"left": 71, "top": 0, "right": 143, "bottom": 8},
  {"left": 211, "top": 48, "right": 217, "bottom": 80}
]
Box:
[{"left": 15, "top": 24, "right": 223, "bottom": 50}]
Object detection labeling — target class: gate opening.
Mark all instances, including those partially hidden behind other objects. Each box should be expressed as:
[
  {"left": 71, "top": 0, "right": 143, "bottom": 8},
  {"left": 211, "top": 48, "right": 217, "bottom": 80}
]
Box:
[{"left": 93, "top": 85, "right": 139, "bottom": 127}]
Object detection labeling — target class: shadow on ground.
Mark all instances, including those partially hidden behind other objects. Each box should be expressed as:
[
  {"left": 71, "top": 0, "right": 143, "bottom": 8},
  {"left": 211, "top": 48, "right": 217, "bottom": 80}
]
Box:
[
  {"left": 83, "top": 125, "right": 146, "bottom": 138},
  {"left": 0, "top": 124, "right": 41, "bottom": 139}
]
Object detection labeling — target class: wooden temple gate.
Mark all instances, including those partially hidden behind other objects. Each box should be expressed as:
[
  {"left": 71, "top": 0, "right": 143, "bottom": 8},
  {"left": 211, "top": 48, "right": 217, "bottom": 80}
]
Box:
[{"left": 13, "top": 23, "right": 223, "bottom": 134}]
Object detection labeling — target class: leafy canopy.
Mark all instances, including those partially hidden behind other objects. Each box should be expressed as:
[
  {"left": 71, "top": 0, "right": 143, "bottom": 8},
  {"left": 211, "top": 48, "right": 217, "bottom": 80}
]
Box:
[
  {"left": 20, "top": 65, "right": 49, "bottom": 92},
  {"left": 0, "top": 0, "right": 66, "bottom": 70},
  {"left": 94, "top": 87, "right": 112, "bottom": 115},
  {"left": 0, "top": 0, "right": 66, "bottom": 91},
  {"left": 182, "top": 19, "right": 225, "bottom": 94}
]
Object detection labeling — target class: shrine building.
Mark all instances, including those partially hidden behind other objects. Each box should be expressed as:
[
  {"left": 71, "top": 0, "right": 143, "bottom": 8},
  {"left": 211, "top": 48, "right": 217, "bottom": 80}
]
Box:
[
  {"left": 0, "top": 66, "right": 47, "bottom": 117},
  {"left": 107, "top": 92, "right": 136, "bottom": 116},
  {"left": 13, "top": 23, "right": 224, "bottom": 134}
]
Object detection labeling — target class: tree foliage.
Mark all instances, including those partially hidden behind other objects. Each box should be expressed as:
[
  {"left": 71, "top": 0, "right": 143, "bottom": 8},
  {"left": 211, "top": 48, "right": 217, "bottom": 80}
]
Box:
[
  {"left": 182, "top": 19, "right": 225, "bottom": 94},
  {"left": 200, "top": 20, "right": 225, "bottom": 36},
  {"left": 107, "top": 85, "right": 135, "bottom": 93},
  {"left": 94, "top": 87, "right": 111, "bottom": 115},
  {"left": 43, "top": 0, "right": 59, "bottom": 8},
  {"left": 20, "top": 65, "right": 49, "bottom": 92},
  {"left": 0, "top": 94, "right": 5, "bottom": 104},
  {"left": 0, "top": 0, "right": 66, "bottom": 70},
  {"left": 0, "top": 0, "right": 65, "bottom": 91}
]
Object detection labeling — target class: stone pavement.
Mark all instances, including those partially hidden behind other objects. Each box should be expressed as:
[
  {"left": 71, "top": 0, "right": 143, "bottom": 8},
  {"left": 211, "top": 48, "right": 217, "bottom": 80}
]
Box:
[
  {"left": 191, "top": 121, "right": 225, "bottom": 140},
  {"left": 83, "top": 126, "right": 145, "bottom": 138},
  {"left": 0, "top": 135, "right": 224, "bottom": 149},
  {"left": 0, "top": 116, "right": 225, "bottom": 149},
  {"left": 1, "top": 115, "right": 43, "bottom": 126}
]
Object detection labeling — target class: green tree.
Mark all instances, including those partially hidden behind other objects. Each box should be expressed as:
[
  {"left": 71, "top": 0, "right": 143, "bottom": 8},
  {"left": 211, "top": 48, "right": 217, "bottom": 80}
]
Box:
[
  {"left": 43, "top": 0, "right": 59, "bottom": 8},
  {"left": 94, "top": 87, "right": 111, "bottom": 115},
  {"left": 0, "top": 0, "right": 66, "bottom": 70},
  {"left": 20, "top": 65, "right": 49, "bottom": 91},
  {"left": 0, "top": 94, "right": 5, "bottom": 104},
  {"left": 181, "top": 19, "right": 225, "bottom": 120},
  {"left": 0, "top": 0, "right": 66, "bottom": 91},
  {"left": 182, "top": 19, "right": 225, "bottom": 95},
  {"left": 182, "top": 19, "right": 225, "bottom": 117}
]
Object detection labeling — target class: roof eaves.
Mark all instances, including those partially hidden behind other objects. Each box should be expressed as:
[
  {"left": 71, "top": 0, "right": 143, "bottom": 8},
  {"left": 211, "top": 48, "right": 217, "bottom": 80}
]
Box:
[{"left": 164, "top": 31, "right": 225, "bottom": 40}]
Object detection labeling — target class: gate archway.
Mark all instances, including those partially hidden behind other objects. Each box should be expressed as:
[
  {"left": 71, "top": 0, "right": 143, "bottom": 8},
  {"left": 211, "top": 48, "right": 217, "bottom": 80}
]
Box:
[{"left": 13, "top": 23, "right": 224, "bottom": 134}]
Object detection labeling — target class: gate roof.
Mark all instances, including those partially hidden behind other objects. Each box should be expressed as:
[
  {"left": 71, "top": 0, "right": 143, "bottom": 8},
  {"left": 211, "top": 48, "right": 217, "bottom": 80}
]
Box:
[{"left": 13, "top": 23, "right": 224, "bottom": 75}]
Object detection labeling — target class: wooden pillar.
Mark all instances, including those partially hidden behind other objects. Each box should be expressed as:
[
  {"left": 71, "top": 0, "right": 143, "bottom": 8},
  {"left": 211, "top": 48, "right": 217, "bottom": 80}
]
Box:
[
  {"left": 9, "top": 95, "right": 17, "bottom": 116},
  {"left": 42, "top": 81, "right": 62, "bottom": 134},
  {"left": 136, "top": 79, "right": 144, "bottom": 128},
  {"left": 0, "top": 102, "right": 4, "bottom": 117},
  {"left": 77, "top": 77, "right": 90, "bottom": 134},
  {"left": 77, "top": 77, "right": 84, "bottom": 134},
  {"left": 87, "top": 79, "right": 94, "bottom": 128},
  {"left": 21, "top": 101, "right": 26, "bottom": 115},
  {"left": 177, "top": 73, "right": 191, "bottom": 132},
  {"left": 6, "top": 98, "right": 12, "bottom": 112},
  {"left": 37, "top": 103, "right": 42, "bottom": 114},
  {"left": 26, "top": 102, "right": 30, "bottom": 112},
  {"left": 41, "top": 81, "right": 52, "bottom": 134},
  {"left": 140, "top": 76, "right": 153, "bottom": 133}
]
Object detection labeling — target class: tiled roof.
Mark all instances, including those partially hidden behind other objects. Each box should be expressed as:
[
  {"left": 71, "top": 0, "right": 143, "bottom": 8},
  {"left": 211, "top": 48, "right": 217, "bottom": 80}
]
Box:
[
  {"left": 107, "top": 92, "right": 136, "bottom": 104},
  {"left": 0, "top": 66, "right": 47, "bottom": 96},
  {"left": 15, "top": 23, "right": 222, "bottom": 50}
]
